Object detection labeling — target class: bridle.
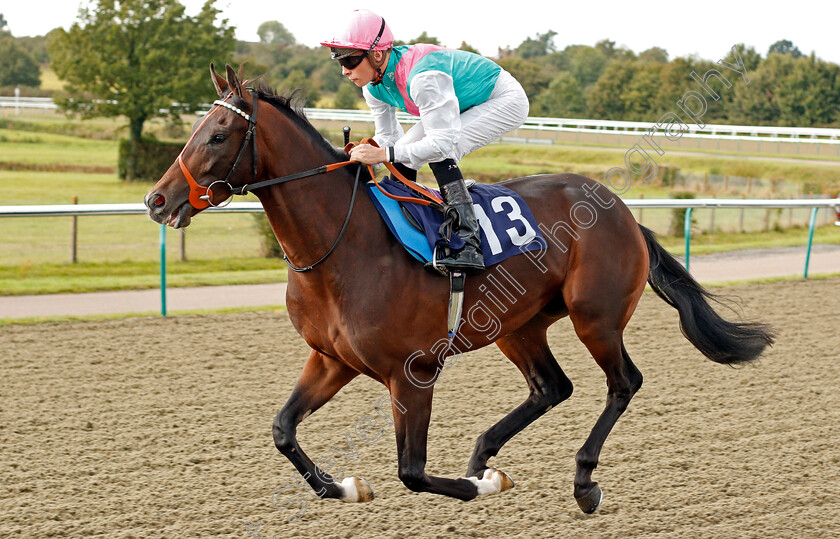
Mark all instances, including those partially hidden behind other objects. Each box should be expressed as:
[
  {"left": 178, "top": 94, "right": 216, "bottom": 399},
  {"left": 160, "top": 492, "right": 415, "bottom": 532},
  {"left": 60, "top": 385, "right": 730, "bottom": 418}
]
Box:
[
  {"left": 176, "top": 89, "right": 443, "bottom": 272},
  {"left": 178, "top": 90, "right": 259, "bottom": 210},
  {"left": 177, "top": 88, "right": 363, "bottom": 272}
]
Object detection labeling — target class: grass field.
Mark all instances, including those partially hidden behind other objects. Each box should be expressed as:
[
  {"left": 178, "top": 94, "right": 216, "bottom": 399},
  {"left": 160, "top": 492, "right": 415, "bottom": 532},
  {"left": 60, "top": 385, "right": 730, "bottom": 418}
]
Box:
[
  {"left": 38, "top": 68, "right": 65, "bottom": 92},
  {"left": 0, "top": 258, "right": 287, "bottom": 296},
  {"left": 461, "top": 144, "right": 840, "bottom": 189},
  {"left": 0, "top": 129, "right": 117, "bottom": 168},
  {"left": 1, "top": 113, "right": 838, "bottom": 296}
]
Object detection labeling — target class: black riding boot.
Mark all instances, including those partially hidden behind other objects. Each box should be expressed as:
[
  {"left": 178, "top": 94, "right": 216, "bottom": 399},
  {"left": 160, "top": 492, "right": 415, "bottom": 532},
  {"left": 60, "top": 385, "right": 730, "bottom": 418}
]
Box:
[{"left": 427, "top": 159, "right": 485, "bottom": 275}]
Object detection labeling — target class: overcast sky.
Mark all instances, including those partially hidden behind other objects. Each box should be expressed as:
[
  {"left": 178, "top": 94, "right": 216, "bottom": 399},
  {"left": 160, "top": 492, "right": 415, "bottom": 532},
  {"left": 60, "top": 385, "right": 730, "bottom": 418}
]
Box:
[{"left": 4, "top": 0, "right": 839, "bottom": 64}]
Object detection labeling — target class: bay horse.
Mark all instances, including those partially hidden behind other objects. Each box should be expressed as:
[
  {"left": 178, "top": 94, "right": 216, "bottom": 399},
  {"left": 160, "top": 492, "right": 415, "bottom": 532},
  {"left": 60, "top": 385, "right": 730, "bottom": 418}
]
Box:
[{"left": 145, "top": 66, "right": 773, "bottom": 513}]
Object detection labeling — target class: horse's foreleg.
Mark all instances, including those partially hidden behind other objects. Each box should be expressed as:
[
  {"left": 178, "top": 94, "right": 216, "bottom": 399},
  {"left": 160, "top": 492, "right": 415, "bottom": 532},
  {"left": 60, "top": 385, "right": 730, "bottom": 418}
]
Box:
[
  {"left": 467, "top": 320, "right": 573, "bottom": 477},
  {"left": 390, "top": 379, "right": 514, "bottom": 501},
  {"left": 273, "top": 350, "right": 370, "bottom": 502}
]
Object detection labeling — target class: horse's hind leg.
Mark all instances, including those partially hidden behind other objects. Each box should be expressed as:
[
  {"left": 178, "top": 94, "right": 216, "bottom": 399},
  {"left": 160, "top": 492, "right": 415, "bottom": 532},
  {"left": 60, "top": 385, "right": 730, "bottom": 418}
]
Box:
[
  {"left": 387, "top": 376, "right": 515, "bottom": 501},
  {"left": 569, "top": 308, "right": 643, "bottom": 513},
  {"left": 467, "top": 313, "right": 573, "bottom": 477}
]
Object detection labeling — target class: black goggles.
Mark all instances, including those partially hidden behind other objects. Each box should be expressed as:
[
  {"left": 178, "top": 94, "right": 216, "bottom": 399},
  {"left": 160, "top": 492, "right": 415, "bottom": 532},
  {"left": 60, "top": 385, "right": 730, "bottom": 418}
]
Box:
[{"left": 333, "top": 51, "right": 367, "bottom": 70}]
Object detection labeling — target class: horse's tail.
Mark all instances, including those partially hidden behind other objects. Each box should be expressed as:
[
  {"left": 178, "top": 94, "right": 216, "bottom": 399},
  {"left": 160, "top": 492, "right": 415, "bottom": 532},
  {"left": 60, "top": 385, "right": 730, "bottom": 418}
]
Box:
[{"left": 639, "top": 224, "right": 774, "bottom": 364}]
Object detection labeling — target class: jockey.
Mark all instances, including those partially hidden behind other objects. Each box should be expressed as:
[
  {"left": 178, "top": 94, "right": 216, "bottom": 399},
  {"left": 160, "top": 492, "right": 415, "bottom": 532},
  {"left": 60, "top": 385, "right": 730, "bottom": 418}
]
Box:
[{"left": 321, "top": 9, "right": 529, "bottom": 275}]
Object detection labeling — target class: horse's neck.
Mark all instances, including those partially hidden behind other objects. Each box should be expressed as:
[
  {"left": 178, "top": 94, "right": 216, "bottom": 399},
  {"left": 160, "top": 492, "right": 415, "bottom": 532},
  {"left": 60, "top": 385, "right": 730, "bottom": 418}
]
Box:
[{"left": 255, "top": 118, "right": 359, "bottom": 271}]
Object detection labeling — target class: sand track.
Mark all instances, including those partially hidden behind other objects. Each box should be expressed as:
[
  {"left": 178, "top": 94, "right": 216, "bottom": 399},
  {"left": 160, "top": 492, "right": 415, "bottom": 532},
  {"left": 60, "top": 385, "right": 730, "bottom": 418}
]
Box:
[{"left": 2, "top": 278, "right": 839, "bottom": 538}]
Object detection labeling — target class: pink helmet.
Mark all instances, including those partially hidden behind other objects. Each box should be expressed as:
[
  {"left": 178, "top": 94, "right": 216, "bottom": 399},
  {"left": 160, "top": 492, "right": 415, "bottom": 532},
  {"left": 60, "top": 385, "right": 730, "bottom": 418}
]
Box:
[{"left": 321, "top": 9, "right": 394, "bottom": 56}]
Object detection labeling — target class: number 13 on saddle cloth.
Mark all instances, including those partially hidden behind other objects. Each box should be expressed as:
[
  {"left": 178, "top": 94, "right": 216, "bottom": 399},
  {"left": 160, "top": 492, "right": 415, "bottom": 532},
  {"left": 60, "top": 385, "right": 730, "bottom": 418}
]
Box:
[{"left": 367, "top": 177, "right": 546, "bottom": 267}]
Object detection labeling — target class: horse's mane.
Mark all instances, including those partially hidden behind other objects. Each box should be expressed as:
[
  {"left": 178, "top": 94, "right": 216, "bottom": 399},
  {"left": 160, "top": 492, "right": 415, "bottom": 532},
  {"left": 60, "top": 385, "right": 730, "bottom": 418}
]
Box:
[{"left": 248, "top": 82, "right": 351, "bottom": 165}]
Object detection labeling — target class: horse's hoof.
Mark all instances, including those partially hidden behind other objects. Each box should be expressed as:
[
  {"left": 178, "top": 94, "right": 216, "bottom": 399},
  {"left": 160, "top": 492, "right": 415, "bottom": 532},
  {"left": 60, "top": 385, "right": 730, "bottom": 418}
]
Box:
[
  {"left": 494, "top": 468, "right": 515, "bottom": 493},
  {"left": 469, "top": 467, "right": 515, "bottom": 495},
  {"left": 340, "top": 476, "right": 375, "bottom": 503},
  {"left": 575, "top": 483, "right": 603, "bottom": 514}
]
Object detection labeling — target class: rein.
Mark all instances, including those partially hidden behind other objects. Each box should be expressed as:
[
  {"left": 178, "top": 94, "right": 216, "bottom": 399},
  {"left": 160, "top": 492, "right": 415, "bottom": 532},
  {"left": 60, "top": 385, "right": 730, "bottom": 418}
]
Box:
[
  {"left": 283, "top": 165, "right": 363, "bottom": 273},
  {"left": 178, "top": 91, "right": 444, "bottom": 271},
  {"left": 229, "top": 138, "right": 442, "bottom": 208}
]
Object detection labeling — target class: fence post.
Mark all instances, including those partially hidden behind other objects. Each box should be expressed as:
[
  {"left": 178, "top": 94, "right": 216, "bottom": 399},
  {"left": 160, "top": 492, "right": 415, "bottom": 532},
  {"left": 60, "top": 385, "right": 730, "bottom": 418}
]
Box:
[
  {"left": 638, "top": 193, "right": 644, "bottom": 225},
  {"left": 788, "top": 195, "right": 793, "bottom": 227},
  {"left": 709, "top": 194, "right": 715, "bottom": 234},
  {"left": 739, "top": 194, "right": 746, "bottom": 233},
  {"left": 804, "top": 207, "right": 819, "bottom": 279},
  {"left": 71, "top": 196, "right": 78, "bottom": 264},
  {"left": 160, "top": 224, "right": 167, "bottom": 316},
  {"left": 180, "top": 228, "right": 186, "bottom": 262},
  {"left": 684, "top": 207, "right": 693, "bottom": 272}
]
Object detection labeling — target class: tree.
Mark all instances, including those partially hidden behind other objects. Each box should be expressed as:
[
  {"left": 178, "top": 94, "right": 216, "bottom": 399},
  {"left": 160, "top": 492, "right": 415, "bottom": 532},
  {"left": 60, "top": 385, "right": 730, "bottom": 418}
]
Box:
[
  {"left": 458, "top": 41, "right": 479, "bottom": 54},
  {"left": 548, "top": 45, "right": 610, "bottom": 88},
  {"left": 732, "top": 53, "right": 840, "bottom": 127},
  {"left": 333, "top": 81, "right": 360, "bottom": 109},
  {"left": 257, "top": 20, "right": 295, "bottom": 46},
  {"left": 620, "top": 62, "right": 664, "bottom": 121},
  {"left": 0, "top": 13, "right": 9, "bottom": 36},
  {"left": 312, "top": 61, "right": 344, "bottom": 93},
  {"left": 728, "top": 53, "right": 792, "bottom": 125},
  {"left": 17, "top": 35, "right": 50, "bottom": 64},
  {"left": 0, "top": 37, "right": 41, "bottom": 86},
  {"left": 533, "top": 72, "right": 587, "bottom": 117},
  {"left": 728, "top": 43, "right": 761, "bottom": 71},
  {"left": 516, "top": 30, "right": 557, "bottom": 59},
  {"left": 48, "top": 0, "right": 235, "bottom": 179},
  {"left": 408, "top": 31, "right": 440, "bottom": 45},
  {"left": 639, "top": 47, "right": 668, "bottom": 64},
  {"left": 586, "top": 60, "right": 637, "bottom": 119},
  {"left": 280, "top": 69, "right": 321, "bottom": 106},
  {"left": 497, "top": 57, "right": 551, "bottom": 99},
  {"left": 595, "top": 39, "right": 616, "bottom": 58},
  {"left": 768, "top": 39, "right": 802, "bottom": 59}
]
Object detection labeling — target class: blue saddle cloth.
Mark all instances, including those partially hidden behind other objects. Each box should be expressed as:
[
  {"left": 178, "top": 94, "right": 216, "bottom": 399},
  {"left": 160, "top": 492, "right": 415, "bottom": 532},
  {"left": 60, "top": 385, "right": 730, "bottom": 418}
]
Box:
[{"left": 366, "top": 177, "right": 545, "bottom": 266}]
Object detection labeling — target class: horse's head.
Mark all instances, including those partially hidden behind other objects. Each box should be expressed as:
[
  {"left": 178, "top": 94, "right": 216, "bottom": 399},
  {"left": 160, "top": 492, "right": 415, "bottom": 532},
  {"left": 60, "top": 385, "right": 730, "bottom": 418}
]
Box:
[{"left": 145, "top": 64, "right": 259, "bottom": 228}]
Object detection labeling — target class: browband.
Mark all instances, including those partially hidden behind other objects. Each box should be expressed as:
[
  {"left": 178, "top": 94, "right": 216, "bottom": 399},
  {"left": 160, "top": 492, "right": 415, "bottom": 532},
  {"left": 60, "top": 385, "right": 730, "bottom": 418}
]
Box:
[{"left": 213, "top": 100, "right": 252, "bottom": 122}]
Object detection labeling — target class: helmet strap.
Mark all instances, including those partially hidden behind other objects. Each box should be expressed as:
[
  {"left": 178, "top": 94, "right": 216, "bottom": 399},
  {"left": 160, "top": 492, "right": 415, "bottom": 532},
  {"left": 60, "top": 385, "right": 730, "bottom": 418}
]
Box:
[
  {"left": 366, "top": 17, "right": 387, "bottom": 56},
  {"left": 367, "top": 17, "right": 387, "bottom": 86},
  {"left": 371, "top": 66, "right": 384, "bottom": 86}
]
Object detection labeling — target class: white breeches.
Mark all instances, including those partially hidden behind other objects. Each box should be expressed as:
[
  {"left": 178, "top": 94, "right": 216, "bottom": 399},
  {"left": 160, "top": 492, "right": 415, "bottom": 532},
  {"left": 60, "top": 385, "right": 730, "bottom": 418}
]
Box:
[{"left": 400, "top": 70, "right": 529, "bottom": 167}]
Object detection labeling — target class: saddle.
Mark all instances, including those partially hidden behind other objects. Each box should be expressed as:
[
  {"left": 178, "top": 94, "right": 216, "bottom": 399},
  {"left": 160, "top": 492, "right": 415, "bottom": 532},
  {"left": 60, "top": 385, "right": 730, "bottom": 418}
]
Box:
[
  {"left": 366, "top": 176, "right": 546, "bottom": 345},
  {"left": 345, "top": 135, "right": 546, "bottom": 345},
  {"left": 366, "top": 177, "right": 544, "bottom": 267}
]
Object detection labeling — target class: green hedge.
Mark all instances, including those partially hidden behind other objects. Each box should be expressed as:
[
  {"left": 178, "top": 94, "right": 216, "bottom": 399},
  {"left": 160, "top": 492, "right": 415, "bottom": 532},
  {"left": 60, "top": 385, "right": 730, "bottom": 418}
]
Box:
[{"left": 118, "top": 138, "right": 183, "bottom": 182}]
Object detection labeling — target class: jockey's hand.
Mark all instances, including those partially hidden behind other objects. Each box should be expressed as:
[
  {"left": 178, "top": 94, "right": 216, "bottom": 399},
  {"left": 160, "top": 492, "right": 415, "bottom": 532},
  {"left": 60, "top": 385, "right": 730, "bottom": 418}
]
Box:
[{"left": 349, "top": 144, "right": 388, "bottom": 165}]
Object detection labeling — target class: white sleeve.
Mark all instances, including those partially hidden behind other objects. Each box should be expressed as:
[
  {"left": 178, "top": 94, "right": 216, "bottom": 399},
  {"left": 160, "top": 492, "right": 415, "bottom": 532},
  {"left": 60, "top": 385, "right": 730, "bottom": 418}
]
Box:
[
  {"left": 363, "top": 86, "right": 404, "bottom": 148},
  {"left": 393, "top": 71, "right": 461, "bottom": 168}
]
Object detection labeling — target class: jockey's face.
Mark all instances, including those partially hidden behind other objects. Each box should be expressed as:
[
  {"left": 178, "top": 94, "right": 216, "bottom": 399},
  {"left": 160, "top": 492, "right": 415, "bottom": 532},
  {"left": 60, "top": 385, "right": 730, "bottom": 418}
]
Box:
[{"left": 341, "top": 50, "right": 385, "bottom": 87}]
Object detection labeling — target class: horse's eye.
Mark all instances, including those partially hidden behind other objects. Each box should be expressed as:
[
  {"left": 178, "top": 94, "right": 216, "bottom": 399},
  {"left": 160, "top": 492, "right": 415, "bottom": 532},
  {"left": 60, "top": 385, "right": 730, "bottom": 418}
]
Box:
[{"left": 211, "top": 134, "right": 226, "bottom": 144}]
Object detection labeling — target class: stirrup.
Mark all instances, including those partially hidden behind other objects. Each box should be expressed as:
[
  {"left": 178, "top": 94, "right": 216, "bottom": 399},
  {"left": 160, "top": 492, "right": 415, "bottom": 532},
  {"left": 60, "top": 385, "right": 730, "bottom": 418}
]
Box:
[
  {"left": 425, "top": 245, "right": 485, "bottom": 276},
  {"left": 427, "top": 245, "right": 450, "bottom": 276},
  {"left": 447, "top": 271, "right": 466, "bottom": 340}
]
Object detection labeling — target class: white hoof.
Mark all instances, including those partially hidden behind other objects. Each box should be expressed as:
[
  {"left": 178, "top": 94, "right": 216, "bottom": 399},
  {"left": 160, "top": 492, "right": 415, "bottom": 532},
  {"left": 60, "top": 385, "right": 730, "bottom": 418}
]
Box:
[
  {"left": 467, "top": 467, "right": 515, "bottom": 496},
  {"left": 339, "top": 476, "right": 375, "bottom": 503}
]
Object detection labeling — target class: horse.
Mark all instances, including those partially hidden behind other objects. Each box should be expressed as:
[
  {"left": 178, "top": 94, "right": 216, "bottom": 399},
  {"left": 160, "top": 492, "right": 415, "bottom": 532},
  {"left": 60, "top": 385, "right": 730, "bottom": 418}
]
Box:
[{"left": 145, "top": 65, "right": 774, "bottom": 513}]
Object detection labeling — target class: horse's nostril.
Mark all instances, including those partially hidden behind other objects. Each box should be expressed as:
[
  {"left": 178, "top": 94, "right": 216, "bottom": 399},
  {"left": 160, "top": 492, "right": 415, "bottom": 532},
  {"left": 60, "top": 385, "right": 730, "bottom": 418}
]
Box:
[{"left": 153, "top": 194, "right": 165, "bottom": 208}]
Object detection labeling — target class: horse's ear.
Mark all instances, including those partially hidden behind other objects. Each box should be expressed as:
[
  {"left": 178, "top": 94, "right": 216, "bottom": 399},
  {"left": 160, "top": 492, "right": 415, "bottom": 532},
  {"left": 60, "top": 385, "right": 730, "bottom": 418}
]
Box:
[
  {"left": 225, "top": 64, "right": 244, "bottom": 99},
  {"left": 210, "top": 63, "right": 228, "bottom": 98}
]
